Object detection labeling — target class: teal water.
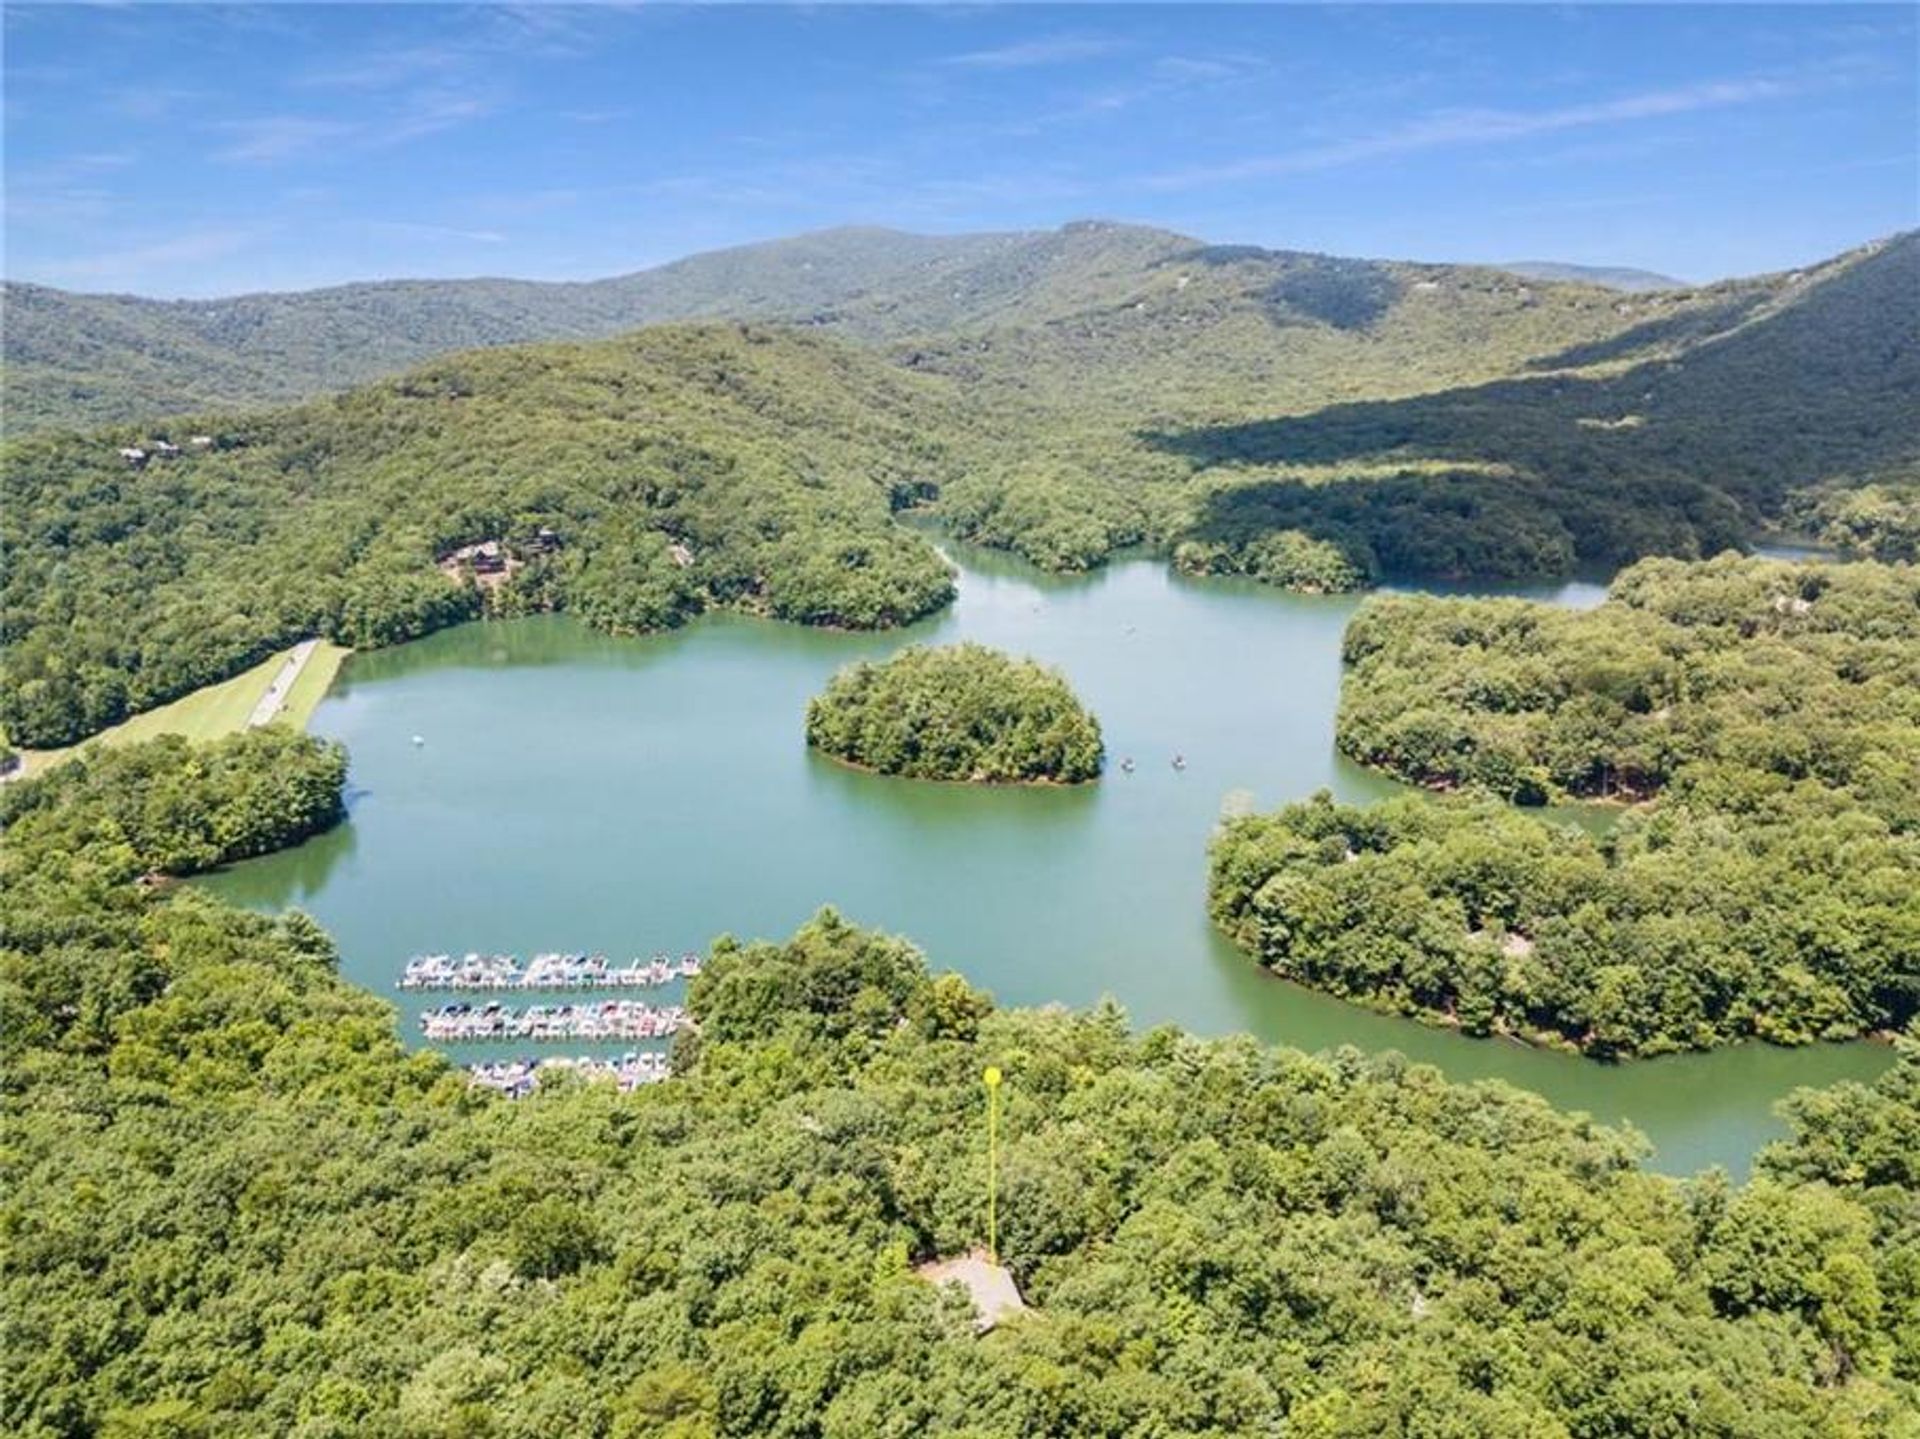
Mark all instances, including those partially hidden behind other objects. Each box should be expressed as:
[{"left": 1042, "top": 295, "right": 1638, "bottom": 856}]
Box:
[{"left": 199, "top": 545, "right": 1891, "bottom": 1176}]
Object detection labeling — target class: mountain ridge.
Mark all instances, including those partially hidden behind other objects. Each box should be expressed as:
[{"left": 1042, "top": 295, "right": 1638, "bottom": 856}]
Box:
[
  {"left": 10, "top": 220, "right": 1898, "bottom": 434},
  {"left": 1496, "top": 260, "right": 1685, "bottom": 291}
]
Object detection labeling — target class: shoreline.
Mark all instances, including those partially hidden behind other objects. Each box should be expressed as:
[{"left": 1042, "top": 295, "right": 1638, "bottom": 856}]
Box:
[
  {"left": 806, "top": 744, "right": 1103, "bottom": 788},
  {"left": 1239, "top": 948, "right": 1902, "bottom": 1065}
]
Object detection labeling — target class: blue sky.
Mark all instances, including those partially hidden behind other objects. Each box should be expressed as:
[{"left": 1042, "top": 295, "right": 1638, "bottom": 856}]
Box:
[{"left": 5, "top": 4, "right": 1915, "bottom": 297}]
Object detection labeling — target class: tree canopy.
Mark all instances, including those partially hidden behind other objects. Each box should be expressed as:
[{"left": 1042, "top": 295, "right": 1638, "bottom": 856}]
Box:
[
  {"left": 806, "top": 643, "right": 1104, "bottom": 783},
  {"left": 1211, "top": 790, "right": 1919, "bottom": 1057},
  {"left": 1337, "top": 554, "right": 1920, "bottom": 824},
  {"left": 1210, "top": 555, "right": 1920, "bottom": 1058}
]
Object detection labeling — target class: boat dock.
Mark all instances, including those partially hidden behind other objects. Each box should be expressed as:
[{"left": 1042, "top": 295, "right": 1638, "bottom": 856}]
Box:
[
  {"left": 420, "top": 999, "right": 687, "bottom": 1042},
  {"left": 399, "top": 951, "right": 703, "bottom": 991},
  {"left": 468, "top": 1051, "right": 669, "bottom": 1098}
]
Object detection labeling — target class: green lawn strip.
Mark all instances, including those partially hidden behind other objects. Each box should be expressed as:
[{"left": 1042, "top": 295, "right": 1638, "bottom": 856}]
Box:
[
  {"left": 272, "top": 641, "right": 351, "bottom": 731},
  {"left": 15, "top": 641, "right": 348, "bottom": 778}
]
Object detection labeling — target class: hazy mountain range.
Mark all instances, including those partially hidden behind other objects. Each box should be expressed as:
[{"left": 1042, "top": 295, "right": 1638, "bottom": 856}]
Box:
[
  {"left": 0, "top": 221, "right": 1826, "bottom": 434},
  {"left": 1495, "top": 261, "right": 1683, "bottom": 292}
]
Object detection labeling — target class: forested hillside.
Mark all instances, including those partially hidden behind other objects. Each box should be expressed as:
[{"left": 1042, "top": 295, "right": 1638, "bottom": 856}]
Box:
[
  {"left": 903, "top": 226, "right": 1729, "bottom": 574},
  {"left": 1213, "top": 556, "right": 1920, "bottom": 1057},
  {"left": 1337, "top": 553, "right": 1920, "bottom": 819},
  {"left": 16, "top": 221, "right": 1910, "bottom": 485},
  {"left": 7, "top": 225, "right": 1915, "bottom": 750},
  {"left": 0, "top": 227, "right": 1025, "bottom": 432},
  {"left": 1799, "top": 473, "right": 1920, "bottom": 563},
  {"left": 1495, "top": 261, "right": 1684, "bottom": 292},
  {"left": 797, "top": 225, "right": 1910, "bottom": 585},
  {"left": 1, "top": 326, "right": 967, "bottom": 747},
  {"left": 1146, "top": 233, "right": 1920, "bottom": 588},
  {"left": 5, "top": 220, "right": 1660, "bottom": 432},
  {"left": 4, "top": 733, "right": 1916, "bottom": 1435}
]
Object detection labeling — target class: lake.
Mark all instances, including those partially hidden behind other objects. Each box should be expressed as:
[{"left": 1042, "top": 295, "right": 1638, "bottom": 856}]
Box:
[{"left": 199, "top": 542, "right": 1892, "bottom": 1176}]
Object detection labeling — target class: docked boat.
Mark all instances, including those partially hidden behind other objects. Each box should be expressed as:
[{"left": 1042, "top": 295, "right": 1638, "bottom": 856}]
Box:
[{"left": 398, "top": 949, "right": 706, "bottom": 991}]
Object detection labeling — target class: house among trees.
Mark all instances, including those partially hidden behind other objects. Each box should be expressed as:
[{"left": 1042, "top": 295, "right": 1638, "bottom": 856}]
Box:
[
  {"left": 188, "top": 435, "right": 215, "bottom": 449},
  {"left": 465, "top": 540, "right": 508, "bottom": 575},
  {"left": 152, "top": 440, "right": 181, "bottom": 458},
  {"left": 438, "top": 538, "right": 515, "bottom": 589},
  {"left": 118, "top": 446, "right": 147, "bottom": 467}
]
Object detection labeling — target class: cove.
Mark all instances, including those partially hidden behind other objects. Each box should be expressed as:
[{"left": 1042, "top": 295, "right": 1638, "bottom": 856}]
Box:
[{"left": 198, "top": 542, "right": 1892, "bottom": 1177}]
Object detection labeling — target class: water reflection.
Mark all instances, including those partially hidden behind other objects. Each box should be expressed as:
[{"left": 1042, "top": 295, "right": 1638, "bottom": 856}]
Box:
[{"left": 207, "top": 811, "right": 360, "bottom": 908}]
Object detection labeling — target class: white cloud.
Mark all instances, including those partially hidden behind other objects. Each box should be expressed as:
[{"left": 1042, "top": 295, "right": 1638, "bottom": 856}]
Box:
[
  {"left": 1152, "top": 56, "right": 1248, "bottom": 83},
  {"left": 112, "top": 86, "right": 205, "bottom": 122},
  {"left": 1142, "top": 76, "right": 1801, "bottom": 190},
  {"left": 368, "top": 92, "right": 494, "bottom": 149},
  {"left": 301, "top": 44, "right": 465, "bottom": 91},
  {"left": 32, "top": 225, "right": 267, "bottom": 287},
  {"left": 210, "top": 91, "right": 495, "bottom": 166},
  {"left": 213, "top": 116, "right": 356, "bottom": 164},
  {"left": 366, "top": 220, "right": 508, "bottom": 245},
  {"left": 6, "top": 187, "right": 121, "bottom": 225},
  {"left": 945, "top": 35, "right": 1126, "bottom": 70}
]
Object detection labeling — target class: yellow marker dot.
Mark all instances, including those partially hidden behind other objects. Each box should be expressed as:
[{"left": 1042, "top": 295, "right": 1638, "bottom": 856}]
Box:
[{"left": 984, "top": 1066, "right": 1002, "bottom": 1087}]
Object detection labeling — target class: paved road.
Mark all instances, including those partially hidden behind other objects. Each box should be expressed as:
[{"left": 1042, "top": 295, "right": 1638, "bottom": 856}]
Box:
[{"left": 248, "top": 638, "right": 320, "bottom": 728}]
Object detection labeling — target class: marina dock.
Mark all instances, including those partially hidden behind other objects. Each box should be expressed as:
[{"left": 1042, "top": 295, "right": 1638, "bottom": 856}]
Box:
[
  {"left": 400, "top": 951, "right": 702, "bottom": 991},
  {"left": 420, "top": 999, "right": 687, "bottom": 1042},
  {"left": 467, "top": 1052, "right": 669, "bottom": 1098}
]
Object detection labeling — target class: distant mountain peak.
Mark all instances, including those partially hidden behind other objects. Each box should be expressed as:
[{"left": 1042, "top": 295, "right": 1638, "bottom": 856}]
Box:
[{"left": 1496, "top": 261, "right": 1686, "bottom": 293}]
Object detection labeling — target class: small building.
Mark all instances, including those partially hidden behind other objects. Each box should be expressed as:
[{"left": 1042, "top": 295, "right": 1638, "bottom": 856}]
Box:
[
  {"left": 188, "top": 435, "right": 215, "bottom": 450},
  {"left": 669, "top": 541, "right": 695, "bottom": 568},
  {"left": 119, "top": 446, "right": 148, "bottom": 467},
  {"left": 152, "top": 440, "right": 181, "bottom": 458},
  {"left": 529, "top": 526, "right": 561, "bottom": 553},
  {"left": 448, "top": 540, "right": 508, "bottom": 575},
  {"left": 439, "top": 539, "right": 513, "bottom": 585}
]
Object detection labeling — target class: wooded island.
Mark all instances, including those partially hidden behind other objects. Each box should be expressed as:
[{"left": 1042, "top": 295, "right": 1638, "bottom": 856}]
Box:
[{"left": 806, "top": 643, "right": 1104, "bottom": 783}]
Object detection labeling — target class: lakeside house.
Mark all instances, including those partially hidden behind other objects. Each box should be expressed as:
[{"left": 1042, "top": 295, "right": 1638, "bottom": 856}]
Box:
[
  {"left": 442, "top": 538, "right": 508, "bottom": 573},
  {"left": 438, "top": 537, "right": 520, "bottom": 591},
  {"left": 437, "top": 529, "right": 564, "bottom": 590}
]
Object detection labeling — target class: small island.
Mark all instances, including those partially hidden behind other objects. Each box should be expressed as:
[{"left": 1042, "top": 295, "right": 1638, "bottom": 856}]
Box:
[{"left": 806, "top": 643, "right": 1104, "bottom": 783}]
